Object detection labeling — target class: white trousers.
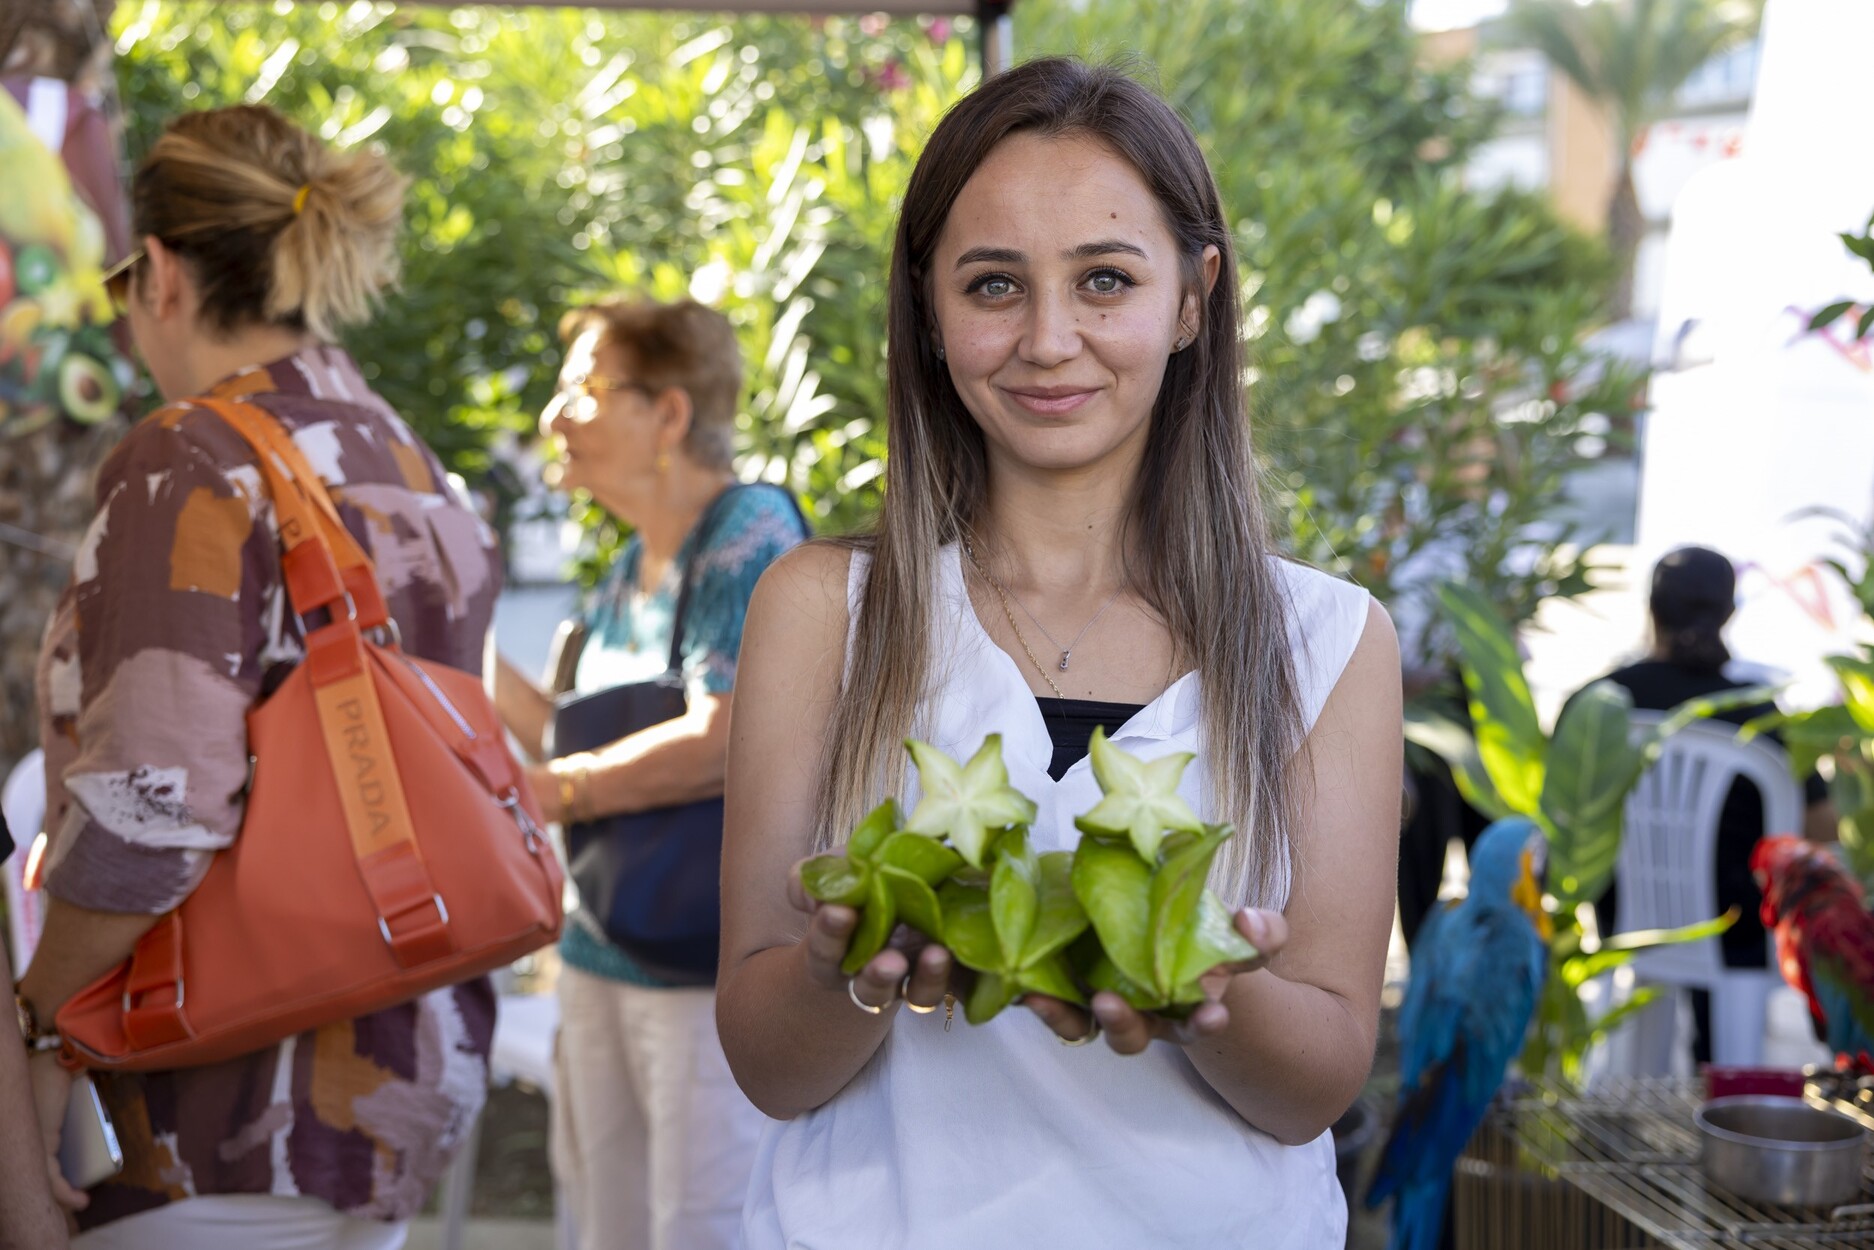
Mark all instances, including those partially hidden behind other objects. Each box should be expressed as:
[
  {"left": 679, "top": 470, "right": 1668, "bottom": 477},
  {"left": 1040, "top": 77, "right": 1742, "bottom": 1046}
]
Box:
[
  {"left": 72, "top": 1195, "right": 407, "bottom": 1249},
  {"left": 550, "top": 966, "right": 766, "bottom": 1250}
]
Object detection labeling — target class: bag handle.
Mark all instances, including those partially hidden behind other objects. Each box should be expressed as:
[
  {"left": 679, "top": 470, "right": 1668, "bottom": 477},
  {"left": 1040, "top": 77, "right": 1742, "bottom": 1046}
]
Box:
[{"left": 663, "top": 483, "right": 808, "bottom": 676}]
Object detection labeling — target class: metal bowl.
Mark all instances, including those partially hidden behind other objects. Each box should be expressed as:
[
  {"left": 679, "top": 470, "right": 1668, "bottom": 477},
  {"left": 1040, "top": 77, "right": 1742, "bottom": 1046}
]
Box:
[{"left": 1695, "top": 1095, "right": 1869, "bottom": 1208}]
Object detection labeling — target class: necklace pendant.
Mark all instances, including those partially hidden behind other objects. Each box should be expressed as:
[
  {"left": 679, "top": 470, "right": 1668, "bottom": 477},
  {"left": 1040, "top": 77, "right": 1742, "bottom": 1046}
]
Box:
[{"left": 1059, "top": 651, "right": 1071, "bottom": 671}]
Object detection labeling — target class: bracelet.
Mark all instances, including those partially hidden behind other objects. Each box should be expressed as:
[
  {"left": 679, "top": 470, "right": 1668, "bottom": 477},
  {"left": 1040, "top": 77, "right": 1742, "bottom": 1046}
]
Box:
[{"left": 554, "top": 767, "right": 578, "bottom": 823}]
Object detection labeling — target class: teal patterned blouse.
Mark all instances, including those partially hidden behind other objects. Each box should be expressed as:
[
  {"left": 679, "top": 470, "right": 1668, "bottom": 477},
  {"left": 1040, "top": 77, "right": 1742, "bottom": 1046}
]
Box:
[{"left": 562, "top": 484, "right": 809, "bottom": 986}]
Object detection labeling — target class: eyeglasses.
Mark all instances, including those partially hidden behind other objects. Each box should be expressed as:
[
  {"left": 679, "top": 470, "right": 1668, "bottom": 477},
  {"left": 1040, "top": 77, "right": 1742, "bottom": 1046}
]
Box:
[
  {"left": 559, "top": 372, "right": 661, "bottom": 403},
  {"left": 101, "top": 249, "right": 144, "bottom": 318}
]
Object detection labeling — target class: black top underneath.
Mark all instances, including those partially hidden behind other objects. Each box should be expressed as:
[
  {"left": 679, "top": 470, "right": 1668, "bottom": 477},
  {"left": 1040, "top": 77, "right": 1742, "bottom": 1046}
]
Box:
[
  {"left": 1036, "top": 697, "right": 1147, "bottom": 781},
  {"left": 1585, "top": 660, "right": 1827, "bottom": 969}
]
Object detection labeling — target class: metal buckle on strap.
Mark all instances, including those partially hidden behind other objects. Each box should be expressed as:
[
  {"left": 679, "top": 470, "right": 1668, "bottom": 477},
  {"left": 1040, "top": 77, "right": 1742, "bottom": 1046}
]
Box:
[
  {"left": 377, "top": 893, "right": 450, "bottom": 948},
  {"left": 499, "top": 788, "right": 545, "bottom": 852},
  {"left": 123, "top": 978, "right": 185, "bottom": 1017}
]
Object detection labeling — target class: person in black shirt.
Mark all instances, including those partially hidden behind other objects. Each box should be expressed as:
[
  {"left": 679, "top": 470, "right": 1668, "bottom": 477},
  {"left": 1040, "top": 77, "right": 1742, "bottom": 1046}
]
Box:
[{"left": 1574, "top": 545, "right": 1835, "bottom": 1065}]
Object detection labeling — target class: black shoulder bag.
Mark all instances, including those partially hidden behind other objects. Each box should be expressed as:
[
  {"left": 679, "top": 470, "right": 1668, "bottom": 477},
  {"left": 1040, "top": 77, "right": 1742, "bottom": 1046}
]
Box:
[{"left": 551, "top": 483, "right": 806, "bottom": 984}]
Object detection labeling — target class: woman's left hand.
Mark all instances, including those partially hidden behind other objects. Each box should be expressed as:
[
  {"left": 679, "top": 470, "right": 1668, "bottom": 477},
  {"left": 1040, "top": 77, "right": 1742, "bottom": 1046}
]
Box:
[
  {"left": 28, "top": 1051, "right": 89, "bottom": 1212},
  {"left": 1021, "top": 907, "right": 1288, "bottom": 1054}
]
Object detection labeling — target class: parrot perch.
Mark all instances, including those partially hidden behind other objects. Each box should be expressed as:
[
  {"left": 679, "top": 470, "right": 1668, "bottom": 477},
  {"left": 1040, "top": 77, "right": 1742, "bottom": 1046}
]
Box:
[
  {"left": 1366, "top": 817, "right": 1550, "bottom": 1250},
  {"left": 1752, "top": 835, "right": 1874, "bottom": 1070}
]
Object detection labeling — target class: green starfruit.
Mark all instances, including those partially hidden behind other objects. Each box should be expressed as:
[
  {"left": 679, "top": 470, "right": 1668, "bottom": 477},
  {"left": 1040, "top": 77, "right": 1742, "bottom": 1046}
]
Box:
[
  {"left": 1071, "top": 822, "right": 1258, "bottom": 1013},
  {"left": 799, "top": 798, "right": 967, "bottom": 975},
  {"left": 1074, "top": 727, "right": 1204, "bottom": 862},
  {"left": 938, "top": 830, "right": 1091, "bottom": 1023},
  {"left": 902, "top": 734, "right": 1039, "bottom": 868}
]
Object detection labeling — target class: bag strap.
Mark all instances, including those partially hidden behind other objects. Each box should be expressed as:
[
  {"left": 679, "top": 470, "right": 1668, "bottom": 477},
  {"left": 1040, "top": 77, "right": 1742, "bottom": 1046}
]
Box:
[
  {"left": 195, "top": 399, "right": 452, "bottom": 966},
  {"left": 663, "top": 483, "right": 807, "bottom": 676}
]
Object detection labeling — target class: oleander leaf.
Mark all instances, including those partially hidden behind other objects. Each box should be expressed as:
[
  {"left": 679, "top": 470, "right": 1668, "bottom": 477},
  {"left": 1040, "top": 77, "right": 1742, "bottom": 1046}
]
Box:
[{"left": 1071, "top": 836, "right": 1155, "bottom": 991}]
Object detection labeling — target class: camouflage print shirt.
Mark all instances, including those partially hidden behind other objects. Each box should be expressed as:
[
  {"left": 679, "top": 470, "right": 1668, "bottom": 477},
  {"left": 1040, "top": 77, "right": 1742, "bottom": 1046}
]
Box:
[{"left": 33, "top": 347, "right": 503, "bottom": 1229}]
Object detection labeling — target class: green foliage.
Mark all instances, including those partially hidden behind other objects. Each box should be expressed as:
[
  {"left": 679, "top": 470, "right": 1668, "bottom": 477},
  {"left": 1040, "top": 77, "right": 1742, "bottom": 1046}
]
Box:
[
  {"left": 1806, "top": 210, "right": 1874, "bottom": 341},
  {"left": 1409, "top": 582, "right": 1749, "bottom": 1080},
  {"left": 1023, "top": 0, "right": 1639, "bottom": 656}
]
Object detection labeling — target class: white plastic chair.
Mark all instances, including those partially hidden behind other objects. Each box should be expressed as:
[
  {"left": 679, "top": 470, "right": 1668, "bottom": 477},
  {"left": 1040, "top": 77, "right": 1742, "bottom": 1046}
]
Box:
[
  {"left": 1609, "top": 713, "right": 1799, "bottom": 1071},
  {"left": 2, "top": 748, "right": 46, "bottom": 969}
]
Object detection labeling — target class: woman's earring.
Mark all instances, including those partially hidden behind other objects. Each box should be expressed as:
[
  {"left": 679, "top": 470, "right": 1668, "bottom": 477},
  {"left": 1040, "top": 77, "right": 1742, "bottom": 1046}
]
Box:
[
  {"left": 935, "top": 343, "right": 946, "bottom": 360},
  {"left": 655, "top": 451, "right": 671, "bottom": 476}
]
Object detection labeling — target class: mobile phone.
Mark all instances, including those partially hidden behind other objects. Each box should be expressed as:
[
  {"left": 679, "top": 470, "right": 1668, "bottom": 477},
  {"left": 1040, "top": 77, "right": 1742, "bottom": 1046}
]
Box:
[{"left": 58, "top": 1073, "right": 124, "bottom": 1190}]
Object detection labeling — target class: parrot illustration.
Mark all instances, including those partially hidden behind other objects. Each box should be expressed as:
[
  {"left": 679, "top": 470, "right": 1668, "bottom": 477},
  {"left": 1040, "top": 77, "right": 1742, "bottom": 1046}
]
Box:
[
  {"left": 1752, "top": 835, "right": 1874, "bottom": 1070},
  {"left": 1366, "top": 816, "right": 1551, "bottom": 1250}
]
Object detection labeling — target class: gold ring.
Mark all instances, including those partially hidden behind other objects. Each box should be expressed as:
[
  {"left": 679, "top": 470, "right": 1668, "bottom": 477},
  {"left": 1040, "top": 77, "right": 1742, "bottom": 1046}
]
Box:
[
  {"left": 847, "top": 977, "right": 885, "bottom": 1015},
  {"left": 1058, "top": 1015, "right": 1101, "bottom": 1047},
  {"left": 902, "top": 975, "right": 937, "bottom": 1014}
]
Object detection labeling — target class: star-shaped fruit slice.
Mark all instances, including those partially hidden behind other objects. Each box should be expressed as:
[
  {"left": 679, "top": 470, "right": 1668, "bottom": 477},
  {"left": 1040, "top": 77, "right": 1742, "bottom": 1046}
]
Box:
[
  {"left": 902, "top": 735, "right": 1038, "bottom": 868},
  {"left": 1074, "top": 727, "right": 1203, "bottom": 863}
]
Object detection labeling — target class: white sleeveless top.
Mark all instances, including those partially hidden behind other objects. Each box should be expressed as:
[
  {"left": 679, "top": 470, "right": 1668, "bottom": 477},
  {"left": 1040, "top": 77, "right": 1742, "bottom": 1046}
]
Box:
[{"left": 742, "top": 545, "right": 1371, "bottom": 1249}]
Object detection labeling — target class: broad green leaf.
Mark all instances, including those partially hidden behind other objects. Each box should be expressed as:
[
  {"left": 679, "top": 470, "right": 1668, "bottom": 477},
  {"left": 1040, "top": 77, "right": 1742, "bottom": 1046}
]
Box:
[
  {"left": 965, "top": 971, "right": 1019, "bottom": 1025},
  {"left": 1774, "top": 705, "right": 1858, "bottom": 779},
  {"left": 1076, "top": 728, "right": 1204, "bottom": 862},
  {"left": 840, "top": 869, "right": 897, "bottom": 976},
  {"left": 881, "top": 865, "right": 943, "bottom": 939},
  {"left": 1829, "top": 657, "right": 1874, "bottom": 736},
  {"left": 848, "top": 799, "right": 902, "bottom": 860},
  {"left": 1809, "top": 299, "right": 1856, "bottom": 331},
  {"left": 1173, "top": 889, "right": 1258, "bottom": 986},
  {"left": 1403, "top": 705, "right": 1513, "bottom": 821},
  {"left": 1149, "top": 826, "right": 1230, "bottom": 994},
  {"left": 800, "top": 855, "right": 869, "bottom": 908},
  {"left": 1542, "top": 681, "right": 1641, "bottom": 833},
  {"left": 1438, "top": 583, "right": 1546, "bottom": 813},
  {"left": 1071, "top": 838, "right": 1156, "bottom": 991},
  {"left": 903, "top": 736, "right": 1038, "bottom": 868},
  {"left": 1016, "top": 952, "right": 1085, "bottom": 1005},
  {"left": 990, "top": 831, "right": 1041, "bottom": 966},
  {"left": 1020, "top": 852, "right": 1090, "bottom": 967},
  {"left": 876, "top": 831, "right": 964, "bottom": 886},
  {"left": 936, "top": 880, "right": 1004, "bottom": 974},
  {"left": 1643, "top": 684, "right": 1784, "bottom": 756}
]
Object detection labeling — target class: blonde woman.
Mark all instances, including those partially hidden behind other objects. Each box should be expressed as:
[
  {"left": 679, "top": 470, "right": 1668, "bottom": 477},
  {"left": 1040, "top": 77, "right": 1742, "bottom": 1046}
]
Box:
[
  {"left": 718, "top": 59, "right": 1401, "bottom": 1246},
  {"left": 20, "top": 105, "right": 500, "bottom": 1248}
]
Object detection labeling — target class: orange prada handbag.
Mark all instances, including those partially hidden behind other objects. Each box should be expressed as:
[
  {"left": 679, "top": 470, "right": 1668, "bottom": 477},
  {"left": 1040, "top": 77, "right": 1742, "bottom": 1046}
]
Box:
[{"left": 57, "top": 397, "right": 564, "bottom": 1071}]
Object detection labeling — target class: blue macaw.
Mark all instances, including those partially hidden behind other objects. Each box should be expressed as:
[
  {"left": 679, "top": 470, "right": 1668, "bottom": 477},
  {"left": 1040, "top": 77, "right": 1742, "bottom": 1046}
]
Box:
[{"left": 1366, "top": 816, "right": 1551, "bottom": 1250}]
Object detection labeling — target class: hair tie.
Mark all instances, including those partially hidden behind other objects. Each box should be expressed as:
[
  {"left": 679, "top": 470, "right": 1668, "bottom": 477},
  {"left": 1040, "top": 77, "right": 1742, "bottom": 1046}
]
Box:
[{"left": 292, "top": 184, "right": 310, "bottom": 215}]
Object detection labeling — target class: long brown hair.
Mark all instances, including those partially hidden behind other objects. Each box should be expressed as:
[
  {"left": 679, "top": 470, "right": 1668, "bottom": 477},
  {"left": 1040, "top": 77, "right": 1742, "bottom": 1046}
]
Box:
[{"left": 815, "top": 58, "right": 1306, "bottom": 907}]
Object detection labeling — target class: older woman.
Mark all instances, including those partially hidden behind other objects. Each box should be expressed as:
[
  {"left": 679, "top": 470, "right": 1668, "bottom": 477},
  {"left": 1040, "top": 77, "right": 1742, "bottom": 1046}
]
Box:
[
  {"left": 22, "top": 104, "right": 499, "bottom": 1248},
  {"left": 494, "top": 298, "right": 807, "bottom": 1250}
]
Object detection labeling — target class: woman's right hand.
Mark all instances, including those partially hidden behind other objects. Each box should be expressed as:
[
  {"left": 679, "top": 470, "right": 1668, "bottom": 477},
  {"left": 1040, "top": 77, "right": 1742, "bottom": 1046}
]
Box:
[{"left": 788, "top": 858, "right": 955, "bottom": 1013}]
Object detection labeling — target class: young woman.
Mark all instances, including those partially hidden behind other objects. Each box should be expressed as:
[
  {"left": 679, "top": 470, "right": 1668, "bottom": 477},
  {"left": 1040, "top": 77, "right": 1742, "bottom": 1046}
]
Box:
[
  {"left": 717, "top": 58, "right": 1401, "bottom": 1245},
  {"left": 22, "top": 104, "right": 496, "bottom": 1248}
]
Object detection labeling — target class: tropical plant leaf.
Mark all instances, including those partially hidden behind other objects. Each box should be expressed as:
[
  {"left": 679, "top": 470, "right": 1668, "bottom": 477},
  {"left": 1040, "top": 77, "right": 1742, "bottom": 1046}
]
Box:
[
  {"left": 1437, "top": 583, "right": 1547, "bottom": 813},
  {"left": 1541, "top": 680, "right": 1642, "bottom": 839},
  {"left": 1561, "top": 909, "right": 1738, "bottom": 987},
  {"left": 1403, "top": 705, "right": 1514, "bottom": 821}
]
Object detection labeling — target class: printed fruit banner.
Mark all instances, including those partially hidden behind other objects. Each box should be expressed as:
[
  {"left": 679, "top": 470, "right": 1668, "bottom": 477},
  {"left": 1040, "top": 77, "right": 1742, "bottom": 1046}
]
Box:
[{"left": 0, "top": 86, "right": 129, "bottom": 434}]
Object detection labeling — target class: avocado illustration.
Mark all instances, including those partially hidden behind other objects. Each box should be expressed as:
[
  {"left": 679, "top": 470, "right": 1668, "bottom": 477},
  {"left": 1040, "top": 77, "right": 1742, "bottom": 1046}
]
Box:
[{"left": 57, "top": 351, "right": 119, "bottom": 424}]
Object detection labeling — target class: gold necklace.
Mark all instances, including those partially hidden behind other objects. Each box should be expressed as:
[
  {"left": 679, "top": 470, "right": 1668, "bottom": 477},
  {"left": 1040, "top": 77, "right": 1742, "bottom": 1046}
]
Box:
[{"left": 966, "top": 546, "right": 1065, "bottom": 698}]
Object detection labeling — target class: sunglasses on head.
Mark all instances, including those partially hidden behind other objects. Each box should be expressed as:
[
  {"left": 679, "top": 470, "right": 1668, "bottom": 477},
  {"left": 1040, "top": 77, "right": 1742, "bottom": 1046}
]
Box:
[{"left": 101, "top": 249, "right": 144, "bottom": 318}]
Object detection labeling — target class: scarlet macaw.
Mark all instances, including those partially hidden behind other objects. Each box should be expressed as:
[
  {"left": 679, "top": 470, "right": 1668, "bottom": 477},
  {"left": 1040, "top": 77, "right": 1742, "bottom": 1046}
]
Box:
[{"left": 1752, "top": 835, "right": 1874, "bottom": 1069}]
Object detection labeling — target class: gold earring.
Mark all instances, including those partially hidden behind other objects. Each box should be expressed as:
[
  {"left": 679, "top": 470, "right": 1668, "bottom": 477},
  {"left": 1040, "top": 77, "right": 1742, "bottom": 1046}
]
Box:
[{"left": 656, "top": 451, "right": 671, "bottom": 476}]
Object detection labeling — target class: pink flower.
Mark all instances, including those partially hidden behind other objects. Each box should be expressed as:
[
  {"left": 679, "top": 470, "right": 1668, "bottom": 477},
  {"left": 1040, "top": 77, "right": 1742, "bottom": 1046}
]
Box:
[
  {"left": 859, "top": 13, "right": 888, "bottom": 36},
  {"left": 875, "top": 58, "right": 909, "bottom": 92},
  {"left": 929, "top": 17, "right": 953, "bottom": 43}
]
